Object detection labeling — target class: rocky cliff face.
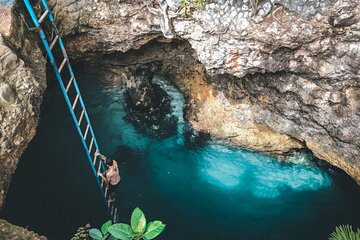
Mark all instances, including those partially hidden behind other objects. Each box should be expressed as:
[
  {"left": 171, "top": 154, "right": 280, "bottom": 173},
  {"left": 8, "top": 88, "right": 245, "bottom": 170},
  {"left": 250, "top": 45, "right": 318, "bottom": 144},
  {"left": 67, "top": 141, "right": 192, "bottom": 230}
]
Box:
[
  {"left": 0, "top": 2, "right": 46, "bottom": 208},
  {"left": 45, "top": 0, "right": 360, "bottom": 183},
  {"left": 173, "top": 0, "right": 360, "bottom": 182}
]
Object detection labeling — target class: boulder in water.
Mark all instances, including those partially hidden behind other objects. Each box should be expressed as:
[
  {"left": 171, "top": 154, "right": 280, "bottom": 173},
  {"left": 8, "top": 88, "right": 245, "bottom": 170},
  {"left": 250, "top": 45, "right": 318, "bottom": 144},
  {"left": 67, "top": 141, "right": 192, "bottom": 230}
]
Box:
[{"left": 125, "top": 68, "right": 178, "bottom": 139}]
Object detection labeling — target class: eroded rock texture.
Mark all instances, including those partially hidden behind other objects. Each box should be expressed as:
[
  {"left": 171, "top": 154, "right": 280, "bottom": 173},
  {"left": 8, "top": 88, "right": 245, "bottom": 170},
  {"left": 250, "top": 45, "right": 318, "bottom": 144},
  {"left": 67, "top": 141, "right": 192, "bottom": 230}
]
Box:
[
  {"left": 173, "top": 0, "right": 360, "bottom": 182},
  {"left": 0, "top": 2, "right": 46, "bottom": 208},
  {"left": 48, "top": 0, "right": 162, "bottom": 58},
  {"left": 0, "top": 219, "right": 47, "bottom": 240},
  {"left": 46, "top": 0, "right": 360, "bottom": 183}
]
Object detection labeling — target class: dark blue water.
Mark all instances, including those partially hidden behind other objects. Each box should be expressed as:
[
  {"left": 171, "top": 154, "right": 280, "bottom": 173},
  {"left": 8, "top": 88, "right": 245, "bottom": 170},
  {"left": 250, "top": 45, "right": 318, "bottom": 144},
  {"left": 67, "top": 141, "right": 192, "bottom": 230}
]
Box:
[{"left": 1, "top": 67, "right": 360, "bottom": 240}]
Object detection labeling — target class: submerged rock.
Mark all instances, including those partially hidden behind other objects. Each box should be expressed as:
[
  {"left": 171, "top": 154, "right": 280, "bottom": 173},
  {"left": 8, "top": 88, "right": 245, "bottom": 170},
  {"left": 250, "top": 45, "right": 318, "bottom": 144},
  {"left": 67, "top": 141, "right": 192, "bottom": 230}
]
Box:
[
  {"left": 184, "top": 126, "right": 211, "bottom": 149},
  {"left": 124, "top": 69, "right": 178, "bottom": 139}
]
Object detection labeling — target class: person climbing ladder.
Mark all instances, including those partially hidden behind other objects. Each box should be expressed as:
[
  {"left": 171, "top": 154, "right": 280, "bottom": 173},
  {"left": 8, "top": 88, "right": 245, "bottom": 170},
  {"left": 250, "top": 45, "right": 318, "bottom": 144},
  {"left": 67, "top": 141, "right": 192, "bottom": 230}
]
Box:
[{"left": 95, "top": 151, "right": 121, "bottom": 202}]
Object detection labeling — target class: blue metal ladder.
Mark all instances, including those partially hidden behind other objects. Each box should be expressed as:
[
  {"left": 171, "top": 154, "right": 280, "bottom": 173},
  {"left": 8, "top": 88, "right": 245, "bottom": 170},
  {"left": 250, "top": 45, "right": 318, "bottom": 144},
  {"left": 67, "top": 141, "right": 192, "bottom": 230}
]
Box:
[{"left": 23, "top": 0, "right": 118, "bottom": 222}]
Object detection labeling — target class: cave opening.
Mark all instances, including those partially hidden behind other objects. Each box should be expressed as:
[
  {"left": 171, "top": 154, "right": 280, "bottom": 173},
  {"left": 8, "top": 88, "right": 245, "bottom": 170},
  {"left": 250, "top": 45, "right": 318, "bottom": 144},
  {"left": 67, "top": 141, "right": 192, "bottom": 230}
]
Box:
[{"left": 1, "top": 38, "right": 360, "bottom": 240}]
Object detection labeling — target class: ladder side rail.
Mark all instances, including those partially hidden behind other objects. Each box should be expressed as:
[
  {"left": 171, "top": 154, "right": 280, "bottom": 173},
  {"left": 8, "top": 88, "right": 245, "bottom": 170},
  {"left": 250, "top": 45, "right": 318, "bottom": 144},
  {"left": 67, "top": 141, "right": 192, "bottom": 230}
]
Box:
[
  {"left": 25, "top": 0, "right": 115, "bottom": 219},
  {"left": 66, "top": 66, "right": 106, "bottom": 173},
  {"left": 41, "top": 0, "right": 106, "bottom": 174},
  {"left": 54, "top": 32, "right": 101, "bottom": 153},
  {"left": 23, "top": 0, "right": 109, "bottom": 213},
  {"left": 59, "top": 45, "right": 107, "bottom": 174}
]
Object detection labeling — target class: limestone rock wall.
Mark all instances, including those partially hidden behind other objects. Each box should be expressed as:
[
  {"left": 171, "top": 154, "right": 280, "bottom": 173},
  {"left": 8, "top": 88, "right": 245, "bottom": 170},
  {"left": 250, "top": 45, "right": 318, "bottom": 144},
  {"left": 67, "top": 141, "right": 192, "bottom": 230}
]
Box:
[
  {"left": 48, "top": 0, "right": 162, "bottom": 58},
  {"left": 0, "top": 2, "right": 46, "bottom": 209},
  {"left": 37, "top": 0, "right": 360, "bottom": 183},
  {"left": 172, "top": 0, "right": 360, "bottom": 182}
]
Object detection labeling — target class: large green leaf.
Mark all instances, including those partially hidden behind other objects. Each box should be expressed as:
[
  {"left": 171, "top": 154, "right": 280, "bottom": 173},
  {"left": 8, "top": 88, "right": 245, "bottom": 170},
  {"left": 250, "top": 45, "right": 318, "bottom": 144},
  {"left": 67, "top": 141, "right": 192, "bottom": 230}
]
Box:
[
  {"left": 142, "top": 221, "right": 166, "bottom": 240},
  {"left": 89, "top": 228, "right": 103, "bottom": 240},
  {"left": 130, "top": 207, "right": 146, "bottom": 234},
  {"left": 101, "top": 220, "right": 112, "bottom": 235},
  {"left": 107, "top": 234, "right": 118, "bottom": 240},
  {"left": 108, "top": 223, "right": 133, "bottom": 240}
]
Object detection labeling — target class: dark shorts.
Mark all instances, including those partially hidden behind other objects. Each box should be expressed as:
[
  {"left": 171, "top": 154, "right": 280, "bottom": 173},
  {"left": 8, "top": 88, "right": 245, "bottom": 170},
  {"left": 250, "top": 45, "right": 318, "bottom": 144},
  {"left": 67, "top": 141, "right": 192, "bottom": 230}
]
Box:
[{"left": 108, "top": 182, "right": 120, "bottom": 193}]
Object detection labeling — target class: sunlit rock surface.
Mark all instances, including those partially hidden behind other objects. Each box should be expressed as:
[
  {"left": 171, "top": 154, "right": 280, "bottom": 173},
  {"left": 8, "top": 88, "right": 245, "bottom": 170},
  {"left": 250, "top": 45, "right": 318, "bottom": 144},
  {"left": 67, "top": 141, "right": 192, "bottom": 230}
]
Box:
[
  {"left": 48, "top": 0, "right": 162, "bottom": 58},
  {"left": 0, "top": 2, "right": 46, "bottom": 208},
  {"left": 47, "top": 0, "right": 360, "bottom": 183},
  {"left": 172, "top": 0, "right": 360, "bottom": 182}
]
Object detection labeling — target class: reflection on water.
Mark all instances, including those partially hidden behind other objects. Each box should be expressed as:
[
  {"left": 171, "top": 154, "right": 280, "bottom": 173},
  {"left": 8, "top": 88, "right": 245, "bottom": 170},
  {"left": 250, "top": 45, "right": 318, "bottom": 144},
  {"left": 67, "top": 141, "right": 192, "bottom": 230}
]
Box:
[{"left": 1, "top": 69, "right": 359, "bottom": 240}]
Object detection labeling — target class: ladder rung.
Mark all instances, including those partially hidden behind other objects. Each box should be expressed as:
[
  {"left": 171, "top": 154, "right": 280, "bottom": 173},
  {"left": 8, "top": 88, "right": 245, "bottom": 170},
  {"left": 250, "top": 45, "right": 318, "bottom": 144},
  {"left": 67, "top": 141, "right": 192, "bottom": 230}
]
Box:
[
  {"left": 93, "top": 151, "right": 97, "bottom": 165},
  {"left": 50, "top": 35, "right": 59, "bottom": 50},
  {"left": 38, "top": 10, "right": 49, "bottom": 23},
  {"left": 72, "top": 95, "right": 79, "bottom": 109},
  {"left": 84, "top": 125, "right": 90, "bottom": 140},
  {"left": 66, "top": 76, "right": 74, "bottom": 92},
  {"left": 24, "top": 3, "right": 112, "bottom": 220},
  {"left": 88, "top": 137, "right": 94, "bottom": 153},
  {"left": 58, "top": 58, "right": 67, "bottom": 73},
  {"left": 78, "top": 109, "right": 85, "bottom": 125},
  {"left": 78, "top": 109, "right": 85, "bottom": 126},
  {"left": 97, "top": 160, "right": 102, "bottom": 174}
]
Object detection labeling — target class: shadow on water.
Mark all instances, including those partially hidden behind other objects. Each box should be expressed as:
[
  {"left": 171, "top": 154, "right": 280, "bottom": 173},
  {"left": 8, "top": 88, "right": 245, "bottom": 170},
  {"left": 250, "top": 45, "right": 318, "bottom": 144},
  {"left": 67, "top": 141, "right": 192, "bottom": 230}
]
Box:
[{"left": 1, "top": 66, "right": 360, "bottom": 240}]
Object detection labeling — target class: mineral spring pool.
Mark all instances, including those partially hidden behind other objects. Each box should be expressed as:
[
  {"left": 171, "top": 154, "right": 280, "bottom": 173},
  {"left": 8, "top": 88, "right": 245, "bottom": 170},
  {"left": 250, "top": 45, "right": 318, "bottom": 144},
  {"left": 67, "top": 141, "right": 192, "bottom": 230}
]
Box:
[{"left": 1, "top": 66, "right": 360, "bottom": 240}]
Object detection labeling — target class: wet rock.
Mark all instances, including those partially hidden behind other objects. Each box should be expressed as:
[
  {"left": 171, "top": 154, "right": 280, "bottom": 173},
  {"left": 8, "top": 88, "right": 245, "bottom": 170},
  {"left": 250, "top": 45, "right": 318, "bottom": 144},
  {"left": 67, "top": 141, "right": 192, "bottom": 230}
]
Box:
[
  {"left": 124, "top": 69, "right": 177, "bottom": 139},
  {"left": 184, "top": 125, "right": 210, "bottom": 149}
]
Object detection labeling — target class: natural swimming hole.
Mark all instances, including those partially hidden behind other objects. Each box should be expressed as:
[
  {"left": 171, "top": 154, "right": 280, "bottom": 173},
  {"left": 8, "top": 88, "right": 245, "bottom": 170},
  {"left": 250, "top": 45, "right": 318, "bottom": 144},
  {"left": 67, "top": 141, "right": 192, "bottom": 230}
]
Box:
[{"left": 1, "top": 67, "right": 360, "bottom": 240}]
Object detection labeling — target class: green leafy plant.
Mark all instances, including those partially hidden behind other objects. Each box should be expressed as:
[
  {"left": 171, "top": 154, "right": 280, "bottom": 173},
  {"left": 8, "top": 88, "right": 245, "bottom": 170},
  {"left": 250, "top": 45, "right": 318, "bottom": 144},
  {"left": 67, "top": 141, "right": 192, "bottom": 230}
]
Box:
[
  {"left": 89, "top": 220, "right": 113, "bottom": 240},
  {"left": 329, "top": 225, "right": 360, "bottom": 240},
  {"left": 180, "top": 0, "right": 209, "bottom": 16},
  {"left": 89, "top": 208, "right": 165, "bottom": 240}
]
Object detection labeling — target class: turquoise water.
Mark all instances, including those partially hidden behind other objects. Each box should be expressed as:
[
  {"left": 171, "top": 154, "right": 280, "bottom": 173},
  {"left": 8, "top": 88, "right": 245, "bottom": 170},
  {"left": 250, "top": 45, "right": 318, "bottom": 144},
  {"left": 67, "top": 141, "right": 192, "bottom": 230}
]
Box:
[{"left": 1, "top": 67, "right": 360, "bottom": 239}]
